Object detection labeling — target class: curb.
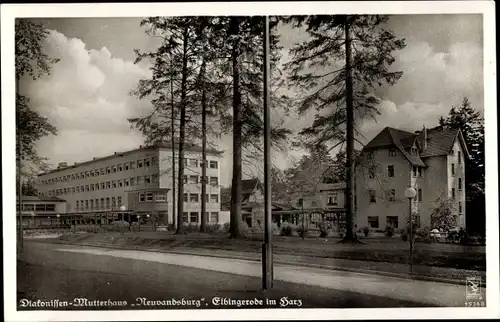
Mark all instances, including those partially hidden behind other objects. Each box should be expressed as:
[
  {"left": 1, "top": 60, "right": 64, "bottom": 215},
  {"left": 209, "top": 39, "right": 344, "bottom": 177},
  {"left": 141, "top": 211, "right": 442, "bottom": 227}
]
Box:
[{"left": 33, "top": 239, "right": 482, "bottom": 287}]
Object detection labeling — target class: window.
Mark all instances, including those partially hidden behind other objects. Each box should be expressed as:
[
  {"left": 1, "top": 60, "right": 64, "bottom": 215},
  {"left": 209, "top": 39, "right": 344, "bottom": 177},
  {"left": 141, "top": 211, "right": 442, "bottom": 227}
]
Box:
[
  {"left": 85, "top": 185, "right": 89, "bottom": 192},
  {"left": 130, "top": 161, "right": 136, "bottom": 169},
  {"left": 418, "top": 188, "right": 422, "bottom": 202},
  {"left": 95, "top": 199, "right": 100, "bottom": 209},
  {"left": 418, "top": 167, "right": 423, "bottom": 177},
  {"left": 35, "top": 204, "right": 46, "bottom": 211},
  {"left": 388, "top": 165, "right": 395, "bottom": 177},
  {"left": 125, "top": 179, "right": 130, "bottom": 187},
  {"left": 189, "top": 175, "right": 198, "bottom": 184},
  {"left": 112, "top": 180, "right": 117, "bottom": 188},
  {"left": 209, "top": 160, "right": 218, "bottom": 169},
  {"left": 117, "top": 196, "right": 122, "bottom": 206},
  {"left": 143, "top": 175, "right": 150, "bottom": 184},
  {"left": 152, "top": 174, "right": 158, "bottom": 183},
  {"left": 369, "top": 189, "right": 376, "bottom": 203},
  {"left": 101, "top": 182, "right": 105, "bottom": 190},
  {"left": 95, "top": 183, "right": 100, "bottom": 191},
  {"left": 100, "top": 198, "right": 105, "bottom": 209},
  {"left": 86, "top": 172, "right": 90, "bottom": 178},
  {"left": 118, "top": 180, "right": 123, "bottom": 188},
  {"left": 124, "top": 163, "right": 129, "bottom": 171},
  {"left": 183, "top": 175, "right": 188, "bottom": 184},
  {"left": 100, "top": 168, "right": 105, "bottom": 175},
  {"left": 90, "top": 200, "right": 94, "bottom": 210},
  {"left": 413, "top": 166, "right": 417, "bottom": 177},
  {"left": 388, "top": 189, "right": 396, "bottom": 202},
  {"left": 327, "top": 193, "right": 338, "bottom": 205},
  {"left": 210, "top": 194, "right": 219, "bottom": 203},
  {"left": 189, "top": 159, "right": 198, "bottom": 167},
  {"left": 46, "top": 204, "right": 55, "bottom": 212},
  {"left": 146, "top": 192, "right": 154, "bottom": 202},
  {"left": 130, "top": 177, "right": 136, "bottom": 186},
  {"left": 182, "top": 212, "right": 189, "bottom": 223},
  {"left": 106, "top": 181, "right": 111, "bottom": 189},
  {"left": 106, "top": 167, "right": 111, "bottom": 174},
  {"left": 452, "top": 188, "right": 456, "bottom": 200},
  {"left": 190, "top": 193, "right": 199, "bottom": 203},
  {"left": 90, "top": 170, "right": 95, "bottom": 177},
  {"left": 76, "top": 186, "right": 80, "bottom": 193},
  {"left": 386, "top": 216, "right": 399, "bottom": 228},
  {"left": 458, "top": 151, "right": 462, "bottom": 164},
  {"left": 451, "top": 163, "right": 455, "bottom": 176},
  {"left": 155, "top": 193, "right": 166, "bottom": 202},
  {"left": 389, "top": 148, "right": 397, "bottom": 157},
  {"left": 90, "top": 184, "right": 95, "bottom": 191},
  {"left": 368, "top": 216, "right": 379, "bottom": 228},
  {"left": 85, "top": 200, "right": 89, "bottom": 210},
  {"left": 459, "top": 178, "right": 463, "bottom": 191},
  {"left": 118, "top": 164, "right": 123, "bottom": 171},
  {"left": 137, "top": 160, "right": 143, "bottom": 168},
  {"left": 210, "top": 177, "right": 219, "bottom": 186},
  {"left": 110, "top": 197, "right": 115, "bottom": 208},
  {"left": 184, "top": 158, "right": 188, "bottom": 166},
  {"left": 451, "top": 149, "right": 455, "bottom": 155},
  {"left": 72, "top": 187, "right": 76, "bottom": 194},
  {"left": 411, "top": 148, "right": 418, "bottom": 156},
  {"left": 151, "top": 157, "right": 157, "bottom": 165},
  {"left": 144, "top": 158, "right": 151, "bottom": 167},
  {"left": 210, "top": 212, "right": 219, "bottom": 223},
  {"left": 183, "top": 193, "right": 188, "bottom": 202},
  {"left": 137, "top": 176, "right": 143, "bottom": 185},
  {"left": 190, "top": 212, "right": 198, "bottom": 223},
  {"left": 459, "top": 202, "right": 463, "bottom": 214},
  {"left": 112, "top": 166, "right": 116, "bottom": 173},
  {"left": 76, "top": 201, "right": 80, "bottom": 210}
]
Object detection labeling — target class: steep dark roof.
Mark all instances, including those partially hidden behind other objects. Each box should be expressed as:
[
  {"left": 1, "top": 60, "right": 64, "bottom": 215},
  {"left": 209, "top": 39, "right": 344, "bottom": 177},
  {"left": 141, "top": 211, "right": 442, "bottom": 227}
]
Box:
[
  {"left": 17, "top": 196, "right": 66, "bottom": 202},
  {"left": 417, "top": 127, "right": 467, "bottom": 158},
  {"left": 363, "top": 127, "right": 426, "bottom": 167},
  {"left": 242, "top": 178, "right": 261, "bottom": 194}
]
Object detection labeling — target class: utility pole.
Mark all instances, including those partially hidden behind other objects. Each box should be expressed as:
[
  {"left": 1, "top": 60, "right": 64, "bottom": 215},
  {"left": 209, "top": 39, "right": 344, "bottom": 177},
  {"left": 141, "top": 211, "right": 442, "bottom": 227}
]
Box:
[{"left": 262, "top": 15, "right": 273, "bottom": 290}]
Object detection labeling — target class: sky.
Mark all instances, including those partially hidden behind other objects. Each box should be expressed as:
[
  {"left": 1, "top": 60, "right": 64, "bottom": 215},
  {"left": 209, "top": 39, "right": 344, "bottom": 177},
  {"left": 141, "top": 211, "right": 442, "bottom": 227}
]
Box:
[{"left": 22, "top": 15, "right": 484, "bottom": 187}]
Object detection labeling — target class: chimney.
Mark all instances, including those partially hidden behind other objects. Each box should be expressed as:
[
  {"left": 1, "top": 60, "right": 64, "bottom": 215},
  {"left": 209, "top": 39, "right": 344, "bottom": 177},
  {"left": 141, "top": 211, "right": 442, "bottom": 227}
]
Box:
[{"left": 423, "top": 126, "right": 428, "bottom": 151}]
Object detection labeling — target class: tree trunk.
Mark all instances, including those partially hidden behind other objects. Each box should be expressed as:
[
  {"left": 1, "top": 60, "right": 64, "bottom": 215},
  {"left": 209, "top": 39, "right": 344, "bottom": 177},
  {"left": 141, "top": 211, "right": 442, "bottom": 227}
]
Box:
[
  {"left": 229, "top": 17, "right": 244, "bottom": 239},
  {"left": 200, "top": 82, "right": 207, "bottom": 232},
  {"left": 343, "top": 16, "right": 356, "bottom": 242},
  {"left": 175, "top": 26, "right": 189, "bottom": 234},
  {"left": 170, "top": 57, "right": 176, "bottom": 229}
]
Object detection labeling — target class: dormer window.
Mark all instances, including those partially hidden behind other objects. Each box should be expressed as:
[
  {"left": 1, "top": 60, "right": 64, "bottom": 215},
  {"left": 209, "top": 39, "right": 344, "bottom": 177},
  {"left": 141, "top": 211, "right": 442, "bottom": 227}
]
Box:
[{"left": 389, "top": 148, "right": 397, "bottom": 157}]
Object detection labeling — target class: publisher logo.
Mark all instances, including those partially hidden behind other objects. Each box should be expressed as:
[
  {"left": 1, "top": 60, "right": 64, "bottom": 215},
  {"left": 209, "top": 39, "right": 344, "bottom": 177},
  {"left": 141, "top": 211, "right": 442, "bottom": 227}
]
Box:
[{"left": 465, "top": 277, "right": 483, "bottom": 300}]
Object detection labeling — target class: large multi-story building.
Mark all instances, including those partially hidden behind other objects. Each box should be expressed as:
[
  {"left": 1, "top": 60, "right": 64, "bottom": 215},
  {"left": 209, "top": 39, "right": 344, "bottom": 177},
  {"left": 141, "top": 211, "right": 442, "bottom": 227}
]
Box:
[
  {"left": 35, "top": 142, "right": 223, "bottom": 225},
  {"left": 355, "top": 126, "right": 469, "bottom": 231}
]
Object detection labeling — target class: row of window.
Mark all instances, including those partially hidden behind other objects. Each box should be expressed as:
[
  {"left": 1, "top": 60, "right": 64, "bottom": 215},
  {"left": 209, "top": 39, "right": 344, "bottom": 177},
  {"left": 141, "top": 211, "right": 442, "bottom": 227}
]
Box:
[
  {"left": 182, "top": 211, "right": 219, "bottom": 223},
  {"left": 183, "top": 175, "right": 219, "bottom": 186},
  {"left": 75, "top": 196, "right": 128, "bottom": 211},
  {"left": 182, "top": 193, "right": 220, "bottom": 203},
  {"left": 368, "top": 188, "right": 423, "bottom": 204},
  {"left": 16, "top": 203, "right": 56, "bottom": 212},
  {"left": 138, "top": 192, "right": 167, "bottom": 202},
  {"left": 42, "top": 174, "right": 163, "bottom": 196},
  {"left": 39, "top": 157, "right": 158, "bottom": 185},
  {"left": 39, "top": 158, "right": 219, "bottom": 185},
  {"left": 368, "top": 165, "right": 425, "bottom": 179},
  {"left": 367, "top": 215, "right": 421, "bottom": 229},
  {"left": 451, "top": 149, "right": 462, "bottom": 164}
]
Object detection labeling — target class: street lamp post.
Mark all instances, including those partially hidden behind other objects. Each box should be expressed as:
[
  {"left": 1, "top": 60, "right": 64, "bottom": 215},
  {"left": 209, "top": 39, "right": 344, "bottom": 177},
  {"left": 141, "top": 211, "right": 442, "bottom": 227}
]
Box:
[
  {"left": 137, "top": 214, "right": 141, "bottom": 231},
  {"left": 147, "top": 214, "right": 152, "bottom": 231},
  {"left": 404, "top": 187, "right": 417, "bottom": 275},
  {"left": 56, "top": 213, "right": 61, "bottom": 229},
  {"left": 31, "top": 212, "right": 35, "bottom": 229}
]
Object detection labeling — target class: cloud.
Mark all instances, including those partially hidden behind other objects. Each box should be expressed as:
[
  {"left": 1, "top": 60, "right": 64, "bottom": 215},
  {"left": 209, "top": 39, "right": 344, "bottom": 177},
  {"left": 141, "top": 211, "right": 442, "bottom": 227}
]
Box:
[{"left": 23, "top": 30, "right": 153, "bottom": 167}]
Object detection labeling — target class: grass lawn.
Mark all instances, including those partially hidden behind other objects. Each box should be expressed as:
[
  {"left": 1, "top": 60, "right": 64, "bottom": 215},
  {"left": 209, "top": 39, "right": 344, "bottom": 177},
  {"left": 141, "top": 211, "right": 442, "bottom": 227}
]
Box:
[{"left": 51, "top": 229, "right": 485, "bottom": 271}]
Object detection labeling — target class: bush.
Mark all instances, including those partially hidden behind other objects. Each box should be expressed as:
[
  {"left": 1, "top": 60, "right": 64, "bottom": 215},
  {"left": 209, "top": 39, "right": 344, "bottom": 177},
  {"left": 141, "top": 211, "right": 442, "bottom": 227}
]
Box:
[
  {"left": 416, "top": 226, "right": 436, "bottom": 243},
  {"left": 185, "top": 223, "right": 199, "bottom": 233},
  {"left": 131, "top": 222, "right": 140, "bottom": 232},
  {"left": 384, "top": 225, "right": 394, "bottom": 237},
  {"left": 111, "top": 221, "right": 130, "bottom": 233},
  {"left": 205, "top": 223, "right": 222, "bottom": 233},
  {"left": 363, "top": 226, "right": 370, "bottom": 237},
  {"left": 318, "top": 222, "right": 329, "bottom": 238},
  {"left": 223, "top": 222, "right": 230, "bottom": 233},
  {"left": 401, "top": 232, "right": 408, "bottom": 242},
  {"left": 297, "top": 226, "right": 308, "bottom": 238},
  {"left": 280, "top": 225, "right": 293, "bottom": 236}
]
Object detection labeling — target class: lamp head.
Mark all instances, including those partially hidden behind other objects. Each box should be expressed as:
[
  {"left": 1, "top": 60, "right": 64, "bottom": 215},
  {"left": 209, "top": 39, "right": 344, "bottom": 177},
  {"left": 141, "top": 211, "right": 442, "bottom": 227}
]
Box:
[{"left": 404, "top": 187, "right": 417, "bottom": 199}]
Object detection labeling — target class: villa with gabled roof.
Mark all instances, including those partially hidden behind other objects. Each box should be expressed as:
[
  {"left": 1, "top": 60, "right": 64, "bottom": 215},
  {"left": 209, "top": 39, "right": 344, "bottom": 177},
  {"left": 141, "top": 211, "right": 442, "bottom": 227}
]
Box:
[{"left": 355, "top": 125, "right": 469, "bottom": 231}]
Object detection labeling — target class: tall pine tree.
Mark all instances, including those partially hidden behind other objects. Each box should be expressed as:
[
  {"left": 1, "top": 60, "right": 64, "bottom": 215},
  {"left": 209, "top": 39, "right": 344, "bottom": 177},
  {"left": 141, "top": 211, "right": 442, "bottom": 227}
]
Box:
[{"left": 283, "top": 15, "right": 406, "bottom": 241}]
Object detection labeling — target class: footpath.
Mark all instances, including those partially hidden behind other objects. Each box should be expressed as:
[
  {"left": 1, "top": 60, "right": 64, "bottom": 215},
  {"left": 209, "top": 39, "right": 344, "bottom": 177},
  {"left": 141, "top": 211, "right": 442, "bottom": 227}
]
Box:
[{"left": 32, "top": 236, "right": 486, "bottom": 286}]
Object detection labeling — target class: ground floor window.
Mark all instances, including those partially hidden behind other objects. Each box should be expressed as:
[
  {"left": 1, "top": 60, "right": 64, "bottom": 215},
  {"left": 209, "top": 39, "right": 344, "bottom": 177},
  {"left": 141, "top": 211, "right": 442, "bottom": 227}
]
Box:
[
  {"left": 386, "top": 216, "right": 398, "bottom": 228},
  {"left": 190, "top": 212, "right": 198, "bottom": 223},
  {"left": 182, "top": 212, "right": 189, "bottom": 223},
  {"left": 368, "top": 216, "right": 379, "bottom": 228},
  {"left": 210, "top": 212, "right": 219, "bottom": 223}
]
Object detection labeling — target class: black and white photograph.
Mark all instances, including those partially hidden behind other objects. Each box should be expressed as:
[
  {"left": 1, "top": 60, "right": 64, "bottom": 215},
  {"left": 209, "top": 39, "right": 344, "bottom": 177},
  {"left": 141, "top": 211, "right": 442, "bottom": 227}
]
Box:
[{"left": 2, "top": 1, "right": 498, "bottom": 321}]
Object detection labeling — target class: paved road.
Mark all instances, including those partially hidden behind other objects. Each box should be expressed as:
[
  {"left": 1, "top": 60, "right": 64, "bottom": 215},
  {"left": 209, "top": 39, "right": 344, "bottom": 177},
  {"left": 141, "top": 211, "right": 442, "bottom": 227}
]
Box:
[{"left": 17, "top": 242, "right": 466, "bottom": 310}]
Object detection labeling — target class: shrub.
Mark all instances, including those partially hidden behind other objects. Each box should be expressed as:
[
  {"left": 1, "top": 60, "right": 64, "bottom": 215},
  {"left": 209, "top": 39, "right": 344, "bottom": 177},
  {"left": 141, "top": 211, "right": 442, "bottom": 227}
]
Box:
[
  {"left": 297, "top": 226, "right": 308, "bottom": 238},
  {"left": 185, "top": 223, "right": 199, "bottom": 233},
  {"left": 384, "top": 225, "right": 394, "bottom": 237},
  {"left": 363, "top": 226, "right": 370, "bottom": 237},
  {"left": 280, "top": 225, "right": 293, "bottom": 236},
  {"left": 416, "top": 226, "right": 434, "bottom": 243},
  {"left": 205, "top": 223, "right": 222, "bottom": 234},
  {"left": 223, "top": 222, "right": 230, "bottom": 232},
  {"left": 111, "top": 221, "right": 130, "bottom": 233},
  {"left": 401, "top": 232, "right": 408, "bottom": 242},
  {"left": 131, "top": 222, "right": 140, "bottom": 233}
]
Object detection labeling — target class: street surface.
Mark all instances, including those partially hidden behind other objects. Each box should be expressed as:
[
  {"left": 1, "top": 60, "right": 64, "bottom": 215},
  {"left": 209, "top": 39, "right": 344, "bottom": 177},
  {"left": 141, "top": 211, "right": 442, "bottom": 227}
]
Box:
[{"left": 17, "top": 242, "right": 468, "bottom": 310}]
